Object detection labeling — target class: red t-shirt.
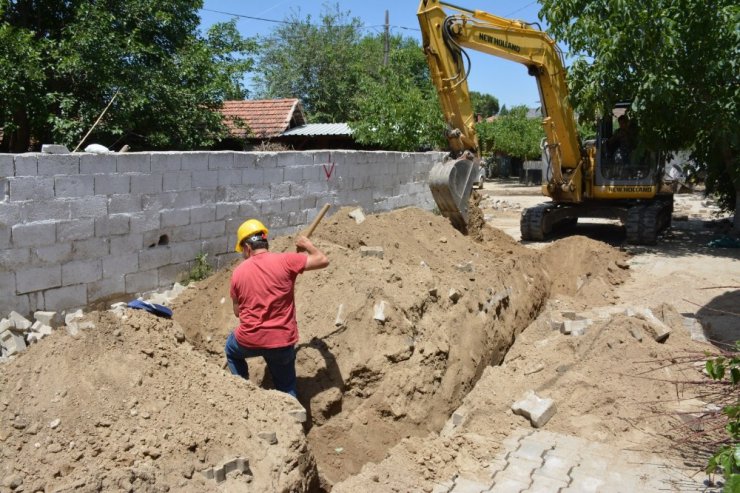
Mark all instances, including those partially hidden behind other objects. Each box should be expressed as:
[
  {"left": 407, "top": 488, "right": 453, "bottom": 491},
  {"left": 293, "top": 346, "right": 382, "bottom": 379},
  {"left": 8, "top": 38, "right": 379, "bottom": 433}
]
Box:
[{"left": 230, "top": 251, "right": 307, "bottom": 349}]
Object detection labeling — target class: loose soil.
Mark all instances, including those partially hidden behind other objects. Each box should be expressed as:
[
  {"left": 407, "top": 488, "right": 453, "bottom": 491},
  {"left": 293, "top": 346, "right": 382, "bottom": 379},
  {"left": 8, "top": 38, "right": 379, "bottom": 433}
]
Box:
[{"left": 1, "top": 185, "right": 737, "bottom": 492}]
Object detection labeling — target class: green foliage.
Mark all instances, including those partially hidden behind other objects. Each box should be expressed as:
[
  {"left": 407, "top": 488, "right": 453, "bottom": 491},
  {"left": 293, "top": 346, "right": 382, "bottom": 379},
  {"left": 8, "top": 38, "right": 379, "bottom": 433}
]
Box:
[
  {"left": 253, "top": 5, "right": 365, "bottom": 123},
  {"left": 705, "top": 343, "right": 740, "bottom": 485},
  {"left": 475, "top": 105, "right": 544, "bottom": 160},
  {"left": 186, "top": 252, "right": 212, "bottom": 284},
  {"left": 349, "top": 35, "right": 446, "bottom": 151},
  {"left": 0, "top": 0, "right": 256, "bottom": 152},
  {"left": 470, "top": 91, "right": 500, "bottom": 118},
  {"left": 539, "top": 0, "right": 740, "bottom": 216}
]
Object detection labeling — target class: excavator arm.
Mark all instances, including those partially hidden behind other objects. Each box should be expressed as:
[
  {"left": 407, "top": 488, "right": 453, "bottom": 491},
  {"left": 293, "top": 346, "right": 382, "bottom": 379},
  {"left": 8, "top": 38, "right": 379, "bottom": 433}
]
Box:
[{"left": 417, "top": 0, "right": 587, "bottom": 229}]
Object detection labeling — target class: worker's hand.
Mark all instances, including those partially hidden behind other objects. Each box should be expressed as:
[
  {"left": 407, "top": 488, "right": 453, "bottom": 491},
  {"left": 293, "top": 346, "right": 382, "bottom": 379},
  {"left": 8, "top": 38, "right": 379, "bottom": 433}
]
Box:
[{"left": 295, "top": 235, "right": 314, "bottom": 253}]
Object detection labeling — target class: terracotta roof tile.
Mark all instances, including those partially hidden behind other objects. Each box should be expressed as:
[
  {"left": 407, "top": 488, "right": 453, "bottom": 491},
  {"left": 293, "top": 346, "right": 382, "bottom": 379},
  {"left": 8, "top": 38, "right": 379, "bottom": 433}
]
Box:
[{"left": 219, "top": 99, "right": 306, "bottom": 139}]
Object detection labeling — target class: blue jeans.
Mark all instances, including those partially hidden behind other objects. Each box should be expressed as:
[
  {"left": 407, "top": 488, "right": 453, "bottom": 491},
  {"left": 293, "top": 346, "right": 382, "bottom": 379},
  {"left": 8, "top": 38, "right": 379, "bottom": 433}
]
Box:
[{"left": 224, "top": 332, "right": 297, "bottom": 398}]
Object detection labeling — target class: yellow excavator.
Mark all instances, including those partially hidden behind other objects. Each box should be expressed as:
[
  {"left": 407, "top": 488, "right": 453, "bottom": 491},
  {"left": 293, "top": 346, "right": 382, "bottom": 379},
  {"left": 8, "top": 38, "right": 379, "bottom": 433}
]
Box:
[{"left": 417, "top": 0, "right": 673, "bottom": 244}]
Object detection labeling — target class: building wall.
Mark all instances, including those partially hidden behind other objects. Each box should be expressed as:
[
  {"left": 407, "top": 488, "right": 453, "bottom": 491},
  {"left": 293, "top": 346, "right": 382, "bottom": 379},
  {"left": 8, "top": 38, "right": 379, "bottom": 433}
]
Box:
[{"left": 0, "top": 150, "right": 442, "bottom": 317}]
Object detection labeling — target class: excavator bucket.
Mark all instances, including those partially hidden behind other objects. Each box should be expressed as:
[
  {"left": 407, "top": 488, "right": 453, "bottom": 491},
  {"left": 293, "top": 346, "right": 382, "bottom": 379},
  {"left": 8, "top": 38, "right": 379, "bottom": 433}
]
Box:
[{"left": 428, "top": 157, "right": 479, "bottom": 232}]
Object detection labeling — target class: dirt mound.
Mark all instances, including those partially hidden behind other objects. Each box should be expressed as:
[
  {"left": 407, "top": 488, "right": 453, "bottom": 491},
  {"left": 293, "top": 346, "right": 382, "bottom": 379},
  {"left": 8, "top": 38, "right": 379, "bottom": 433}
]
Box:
[
  {"left": 0, "top": 309, "right": 317, "bottom": 492},
  {"left": 1, "top": 205, "right": 637, "bottom": 491},
  {"left": 332, "top": 302, "right": 710, "bottom": 492}
]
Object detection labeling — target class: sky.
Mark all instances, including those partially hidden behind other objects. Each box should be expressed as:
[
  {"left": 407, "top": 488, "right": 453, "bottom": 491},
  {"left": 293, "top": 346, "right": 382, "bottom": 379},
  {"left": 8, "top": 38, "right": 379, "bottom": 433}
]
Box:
[{"left": 198, "top": 0, "right": 550, "bottom": 110}]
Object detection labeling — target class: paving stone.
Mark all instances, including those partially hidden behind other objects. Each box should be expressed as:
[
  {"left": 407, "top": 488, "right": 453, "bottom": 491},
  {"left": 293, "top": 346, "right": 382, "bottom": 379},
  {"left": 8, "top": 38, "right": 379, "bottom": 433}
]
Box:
[
  {"left": 449, "top": 477, "right": 489, "bottom": 493},
  {"left": 349, "top": 208, "right": 366, "bottom": 224},
  {"left": 497, "top": 456, "right": 540, "bottom": 485},
  {"left": 535, "top": 454, "right": 572, "bottom": 483},
  {"left": 488, "top": 476, "right": 529, "bottom": 493},
  {"left": 512, "top": 436, "right": 552, "bottom": 462},
  {"left": 0, "top": 329, "right": 26, "bottom": 355},
  {"left": 512, "top": 391, "right": 556, "bottom": 428},
  {"left": 528, "top": 474, "right": 569, "bottom": 493}
]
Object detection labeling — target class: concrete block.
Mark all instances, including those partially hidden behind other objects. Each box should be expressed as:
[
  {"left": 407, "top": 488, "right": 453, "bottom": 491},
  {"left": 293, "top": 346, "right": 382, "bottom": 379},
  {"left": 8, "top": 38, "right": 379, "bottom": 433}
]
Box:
[
  {"left": 117, "top": 153, "right": 151, "bottom": 173},
  {"left": 173, "top": 190, "right": 202, "bottom": 208},
  {"left": 12, "top": 221, "right": 57, "bottom": 248},
  {"left": 632, "top": 308, "right": 672, "bottom": 342},
  {"left": 44, "top": 284, "right": 87, "bottom": 312},
  {"left": 260, "top": 200, "right": 281, "bottom": 215},
  {"left": 254, "top": 152, "right": 278, "bottom": 169},
  {"left": 0, "top": 247, "right": 30, "bottom": 270},
  {"left": 69, "top": 195, "right": 108, "bottom": 218},
  {"left": 94, "top": 174, "right": 130, "bottom": 195},
  {"left": 233, "top": 153, "right": 255, "bottom": 169},
  {"left": 224, "top": 185, "right": 251, "bottom": 202},
  {"left": 192, "top": 170, "right": 219, "bottom": 189},
  {"left": 242, "top": 168, "right": 264, "bottom": 185},
  {"left": 109, "top": 234, "right": 142, "bottom": 256},
  {"left": 288, "top": 210, "right": 307, "bottom": 227},
  {"left": 189, "top": 205, "right": 216, "bottom": 224},
  {"left": 71, "top": 237, "right": 110, "bottom": 259},
  {"left": 108, "top": 194, "right": 142, "bottom": 214},
  {"left": 278, "top": 152, "right": 314, "bottom": 168},
  {"left": 158, "top": 263, "right": 188, "bottom": 285},
  {"left": 131, "top": 174, "right": 163, "bottom": 194},
  {"left": 0, "top": 154, "right": 13, "bottom": 177},
  {"left": 57, "top": 219, "right": 95, "bottom": 242},
  {"left": 160, "top": 209, "right": 190, "bottom": 228},
  {"left": 207, "top": 151, "right": 235, "bottom": 170},
  {"left": 94, "top": 214, "right": 130, "bottom": 237},
  {"left": 283, "top": 166, "right": 304, "bottom": 183},
  {"left": 33, "top": 311, "right": 57, "bottom": 326},
  {"left": 62, "top": 259, "right": 102, "bottom": 285},
  {"left": 87, "top": 276, "right": 126, "bottom": 301},
  {"left": 54, "top": 175, "right": 93, "bottom": 197},
  {"left": 16, "top": 265, "right": 62, "bottom": 294},
  {"left": 125, "top": 269, "right": 159, "bottom": 294},
  {"left": 80, "top": 154, "right": 116, "bottom": 174},
  {"left": 512, "top": 391, "right": 556, "bottom": 428},
  {"left": 200, "top": 237, "right": 228, "bottom": 257},
  {"left": 180, "top": 152, "right": 210, "bottom": 171},
  {"left": 263, "top": 168, "right": 284, "bottom": 185},
  {"left": 281, "top": 198, "right": 302, "bottom": 215},
  {"left": 562, "top": 319, "right": 591, "bottom": 336},
  {"left": 215, "top": 203, "right": 239, "bottom": 221},
  {"left": 200, "top": 221, "right": 225, "bottom": 239},
  {"left": 8, "top": 311, "right": 32, "bottom": 331},
  {"left": 218, "top": 169, "right": 243, "bottom": 187},
  {"left": 1, "top": 329, "right": 26, "bottom": 355},
  {"left": 349, "top": 208, "right": 366, "bottom": 224},
  {"left": 139, "top": 247, "right": 172, "bottom": 271},
  {"left": 8, "top": 176, "right": 55, "bottom": 201},
  {"left": 237, "top": 201, "right": 260, "bottom": 218},
  {"left": 270, "top": 182, "right": 291, "bottom": 199},
  {"left": 373, "top": 300, "right": 389, "bottom": 323},
  {"left": 102, "top": 253, "right": 139, "bottom": 278},
  {"left": 150, "top": 152, "right": 181, "bottom": 172},
  {"left": 163, "top": 171, "right": 192, "bottom": 191},
  {"left": 360, "top": 246, "right": 384, "bottom": 259},
  {"left": 14, "top": 154, "right": 38, "bottom": 176},
  {"left": 20, "top": 200, "right": 71, "bottom": 222},
  {"left": 129, "top": 212, "right": 161, "bottom": 233},
  {"left": 38, "top": 154, "right": 79, "bottom": 176}
]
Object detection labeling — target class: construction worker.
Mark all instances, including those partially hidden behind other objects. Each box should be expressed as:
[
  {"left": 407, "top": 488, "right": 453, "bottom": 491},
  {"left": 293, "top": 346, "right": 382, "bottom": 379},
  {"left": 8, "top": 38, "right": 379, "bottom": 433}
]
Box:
[{"left": 224, "top": 219, "right": 329, "bottom": 397}]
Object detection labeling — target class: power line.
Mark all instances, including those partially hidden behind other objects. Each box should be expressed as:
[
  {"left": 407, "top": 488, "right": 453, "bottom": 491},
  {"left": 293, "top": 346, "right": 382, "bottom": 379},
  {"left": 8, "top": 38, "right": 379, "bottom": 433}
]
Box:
[
  {"left": 201, "top": 7, "right": 419, "bottom": 32},
  {"left": 504, "top": 1, "right": 538, "bottom": 18}
]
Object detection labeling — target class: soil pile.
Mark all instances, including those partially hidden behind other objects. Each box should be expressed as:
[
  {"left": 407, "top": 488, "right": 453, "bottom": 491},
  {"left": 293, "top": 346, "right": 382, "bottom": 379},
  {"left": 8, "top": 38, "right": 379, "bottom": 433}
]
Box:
[
  {"left": 0, "top": 309, "right": 317, "bottom": 493},
  {"left": 0, "top": 205, "right": 634, "bottom": 491}
]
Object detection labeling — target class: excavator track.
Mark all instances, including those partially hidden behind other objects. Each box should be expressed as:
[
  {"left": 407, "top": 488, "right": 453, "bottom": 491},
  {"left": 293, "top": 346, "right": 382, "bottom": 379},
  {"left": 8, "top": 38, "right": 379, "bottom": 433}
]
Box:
[
  {"left": 520, "top": 203, "right": 550, "bottom": 241},
  {"left": 625, "top": 200, "right": 672, "bottom": 245}
]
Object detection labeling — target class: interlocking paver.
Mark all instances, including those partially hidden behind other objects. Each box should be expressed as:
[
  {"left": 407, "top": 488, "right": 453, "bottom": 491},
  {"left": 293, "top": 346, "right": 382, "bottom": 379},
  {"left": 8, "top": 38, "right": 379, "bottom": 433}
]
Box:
[
  {"left": 449, "top": 477, "right": 490, "bottom": 493},
  {"left": 497, "top": 456, "right": 540, "bottom": 484},
  {"left": 489, "top": 476, "right": 529, "bottom": 493},
  {"left": 536, "top": 454, "right": 572, "bottom": 483},
  {"left": 528, "top": 474, "right": 569, "bottom": 493}
]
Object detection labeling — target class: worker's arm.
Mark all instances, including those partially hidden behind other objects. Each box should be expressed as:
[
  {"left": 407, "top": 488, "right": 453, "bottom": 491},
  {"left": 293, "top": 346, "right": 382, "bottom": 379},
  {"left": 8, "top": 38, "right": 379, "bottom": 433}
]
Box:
[{"left": 295, "top": 235, "right": 329, "bottom": 271}]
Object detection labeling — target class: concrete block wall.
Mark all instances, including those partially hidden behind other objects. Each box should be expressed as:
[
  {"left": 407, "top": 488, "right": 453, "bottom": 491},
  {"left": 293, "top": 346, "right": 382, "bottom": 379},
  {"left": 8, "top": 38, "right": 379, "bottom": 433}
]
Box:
[{"left": 0, "top": 150, "right": 442, "bottom": 317}]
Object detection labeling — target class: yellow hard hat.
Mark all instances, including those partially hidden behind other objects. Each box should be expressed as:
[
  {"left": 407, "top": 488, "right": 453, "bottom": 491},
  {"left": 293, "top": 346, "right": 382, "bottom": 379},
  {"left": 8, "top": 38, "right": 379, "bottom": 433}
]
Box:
[{"left": 235, "top": 219, "right": 269, "bottom": 252}]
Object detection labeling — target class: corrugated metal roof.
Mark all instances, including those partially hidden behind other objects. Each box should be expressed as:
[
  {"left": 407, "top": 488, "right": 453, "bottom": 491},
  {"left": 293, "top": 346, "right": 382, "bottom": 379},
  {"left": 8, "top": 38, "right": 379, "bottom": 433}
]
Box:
[
  {"left": 281, "top": 123, "right": 353, "bottom": 137},
  {"left": 219, "top": 99, "right": 306, "bottom": 138}
]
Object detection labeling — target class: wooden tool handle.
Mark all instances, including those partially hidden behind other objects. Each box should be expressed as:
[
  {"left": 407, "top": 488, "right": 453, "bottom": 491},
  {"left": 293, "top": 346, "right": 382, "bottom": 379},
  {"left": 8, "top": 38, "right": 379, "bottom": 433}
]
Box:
[{"left": 304, "top": 203, "right": 331, "bottom": 238}]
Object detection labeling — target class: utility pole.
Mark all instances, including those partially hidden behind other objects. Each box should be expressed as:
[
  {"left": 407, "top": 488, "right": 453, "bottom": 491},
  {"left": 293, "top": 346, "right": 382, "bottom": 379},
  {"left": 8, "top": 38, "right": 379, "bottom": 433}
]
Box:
[{"left": 383, "top": 10, "right": 390, "bottom": 67}]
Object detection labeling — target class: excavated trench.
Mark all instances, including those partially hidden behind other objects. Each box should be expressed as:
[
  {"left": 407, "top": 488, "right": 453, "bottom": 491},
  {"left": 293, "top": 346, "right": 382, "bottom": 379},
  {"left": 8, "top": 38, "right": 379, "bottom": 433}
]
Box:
[
  {"left": 0, "top": 204, "right": 631, "bottom": 492},
  {"left": 170, "top": 205, "right": 628, "bottom": 490}
]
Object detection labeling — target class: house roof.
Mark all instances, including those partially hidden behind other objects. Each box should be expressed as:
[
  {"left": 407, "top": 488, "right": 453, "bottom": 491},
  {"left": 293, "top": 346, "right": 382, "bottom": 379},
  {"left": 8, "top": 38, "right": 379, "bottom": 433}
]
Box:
[
  {"left": 280, "top": 123, "right": 353, "bottom": 137},
  {"left": 220, "top": 99, "right": 306, "bottom": 139}
]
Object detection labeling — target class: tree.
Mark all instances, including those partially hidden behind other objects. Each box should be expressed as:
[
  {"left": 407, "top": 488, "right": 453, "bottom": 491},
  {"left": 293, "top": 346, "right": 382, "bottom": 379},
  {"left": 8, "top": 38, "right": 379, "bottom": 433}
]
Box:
[
  {"left": 476, "top": 105, "right": 544, "bottom": 160},
  {"left": 252, "top": 5, "right": 366, "bottom": 123},
  {"left": 539, "top": 0, "right": 740, "bottom": 230},
  {"left": 349, "top": 34, "right": 446, "bottom": 151},
  {"left": 470, "top": 91, "right": 500, "bottom": 118},
  {"left": 0, "top": 0, "right": 256, "bottom": 152}
]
